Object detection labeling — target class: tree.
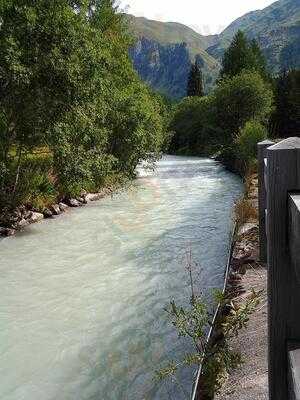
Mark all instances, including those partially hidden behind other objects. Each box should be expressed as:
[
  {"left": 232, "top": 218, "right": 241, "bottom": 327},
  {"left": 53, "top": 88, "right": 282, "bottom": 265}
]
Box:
[
  {"left": 213, "top": 71, "right": 273, "bottom": 144},
  {"left": 0, "top": 0, "right": 165, "bottom": 211},
  {"left": 187, "top": 62, "right": 204, "bottom": 97},
  {"left": 235, "top": 120, "right": 268, "bottom": 166},
  {"left": 220, "top": 31, "right": 268, "bottom": 80},
  {"left": 249, "top": 39, "right": 268, "bottom": 80},
  {"left": 169, "top": 96, "right": 217, "bottom": 155},
  {"left": 270, "top": 69, "right": 300, "bottom": 138},
  {"left": 169, "top": 70, "right": 273, "bottom": 156}
]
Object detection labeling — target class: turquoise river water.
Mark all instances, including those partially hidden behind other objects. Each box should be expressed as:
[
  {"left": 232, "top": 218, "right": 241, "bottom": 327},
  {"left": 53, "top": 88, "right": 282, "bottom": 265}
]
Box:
[{"left": 0, "top": 156, "right": 242, "bottom": 400}]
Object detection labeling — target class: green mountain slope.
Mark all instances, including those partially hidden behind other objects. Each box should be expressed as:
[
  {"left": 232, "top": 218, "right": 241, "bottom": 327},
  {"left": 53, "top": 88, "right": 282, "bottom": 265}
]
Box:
[
  {"left": 126, "top": 14, "right": 218, "bottom": 68},
  {"left": 126, "top": 0, "right": 300, "bottom": 98},
  {"left": 207, "top": 0, "right": 300, "bottom": 71},
  {"left": 126, "top": 14, "right": 221, "bottom": 98}
]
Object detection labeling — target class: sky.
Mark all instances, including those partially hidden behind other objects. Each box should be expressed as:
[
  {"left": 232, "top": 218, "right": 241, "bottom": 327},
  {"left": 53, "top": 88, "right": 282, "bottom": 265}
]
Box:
[{"left": 118, "top": 0, "right": 276, "bottom": 35}]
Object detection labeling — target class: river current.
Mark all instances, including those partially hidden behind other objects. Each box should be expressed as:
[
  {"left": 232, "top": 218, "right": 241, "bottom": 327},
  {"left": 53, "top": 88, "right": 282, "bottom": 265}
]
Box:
[{"left": 0, "top": 156, "right": 242, "bottom": 400}]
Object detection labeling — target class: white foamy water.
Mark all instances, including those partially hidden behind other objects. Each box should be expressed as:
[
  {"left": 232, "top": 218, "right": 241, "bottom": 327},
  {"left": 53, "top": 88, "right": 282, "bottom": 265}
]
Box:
[{"left": 0, "top": 156, "right": 242, "bottom": 400}]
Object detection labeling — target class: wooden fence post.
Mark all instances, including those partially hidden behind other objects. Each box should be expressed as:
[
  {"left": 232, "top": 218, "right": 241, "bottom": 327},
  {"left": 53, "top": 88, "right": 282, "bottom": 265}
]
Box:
[
  {"left": 258, "top": 140, "right": 274, "bottom": 263},
  {"left": 267, "top": 138, "right": 300, "bottom": 400}
]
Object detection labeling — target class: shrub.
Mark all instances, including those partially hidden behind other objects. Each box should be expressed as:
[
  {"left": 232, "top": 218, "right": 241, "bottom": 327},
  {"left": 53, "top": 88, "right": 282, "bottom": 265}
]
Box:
[
  {"left": 169, "top": 95, "right": 220, "bottom": 155},
  {"left": 235, "top": 120, "right": 268, "bottom": 165},
  {"left": 213, "top": 71, "right": 273, "bottom": 145},
  {"left": 169, "top": 71, "right": 273, "bottom": 157}
]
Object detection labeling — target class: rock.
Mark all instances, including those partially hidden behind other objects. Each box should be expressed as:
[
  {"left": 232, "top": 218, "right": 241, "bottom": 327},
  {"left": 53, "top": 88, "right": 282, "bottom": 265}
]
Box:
[
  {"left": 77, "top": 196, "right": 87, "bottom": 205},
  {"left": 67, "top": 198, "right": 81, "bottom": 207},
  {"left": 222, "top": 304, "right": 234, "bottom": 316},
  {"left": 43, "top": 209, "right": 53, "bottom": 218},
  {"left": 14, "top": 218, "right": 29, "bottom": 229},
  {"left": 50, "top": 204, "right": 61, "bottom": 215},
  {"left": 28, "top": 212, "right": 44, "bottom": 224},
  {"left": 238, "top": 223, "right": 258, "bottom": 237},
  {"left": 59, "top": 203, "right": 68, "bottom": 212},
  {"left": 85, "top": 193, "right": 103, "bottom": 202},
  {"left": 231, "top": 236, "right": 259, "bottom": 268},
  {"left": 229, "top": 272, "right": 242, "bottom": 282},
  {"left": 237, "top": 265, "right": 247, "bottom": 275},
  {"left": 0, "top": 227, "right": 16, "bottom": 236},
  {"left": 23, "top": 210, "right": 33, "bottom": 220}
]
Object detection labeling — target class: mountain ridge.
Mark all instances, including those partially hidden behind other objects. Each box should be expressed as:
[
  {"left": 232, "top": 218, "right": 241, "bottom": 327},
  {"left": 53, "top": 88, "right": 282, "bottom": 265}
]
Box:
[{"left": 126, "top": 0, "right": 300, "bottom": 98}]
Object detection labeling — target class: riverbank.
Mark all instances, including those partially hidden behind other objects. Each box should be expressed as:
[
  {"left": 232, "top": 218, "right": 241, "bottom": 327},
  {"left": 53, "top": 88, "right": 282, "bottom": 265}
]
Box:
[
  {"left": 215, "top": 173, "right": 268, "bottom": 399},
  {"left": 0, "top": 181, "right": 128, "bottom": 237}
]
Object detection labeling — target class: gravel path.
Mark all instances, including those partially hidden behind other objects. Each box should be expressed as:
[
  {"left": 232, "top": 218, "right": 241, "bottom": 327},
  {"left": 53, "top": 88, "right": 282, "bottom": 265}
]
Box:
[{"left": 215, "top": 264, "right": 268, "bottom": 400}]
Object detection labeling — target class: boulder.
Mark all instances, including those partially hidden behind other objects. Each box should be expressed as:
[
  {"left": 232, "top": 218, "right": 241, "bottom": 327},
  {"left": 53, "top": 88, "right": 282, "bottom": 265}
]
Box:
[
  {"left": 59, "top": 203, "right": 68, "bottom": 212},
  {"left": 28, "top": 212, "right": 44, "bottom": 224},
  {"left": 50, "top": 204, "right": 61, "bottom": 215},
  {"left": 0, "top": 227, "right": 16, "bottom": 236},
  {"left": 67, "top": 198, "right": 81, "bottom": 207},
  {"left": 23, "top": 210, "right": 33, "bottom": 220},
  {"left": 14, "top": 218, "right": 29, "bottom": 229},
  {"left": 237, "top": 223, "right": 258, "bottom": 237},
  {"left": 43, "top": 209, "right": 53, "bottom": 218},
  {"left": 85, "top": 193, "right": 103, "bottom": 202},
  {"left": 77, "top": 196, "right": 87, "bottom": 205},
  {"left": 248, "top": 187, "right": 258, "bottom": 199},
  {"left": 231, "top": 239, "right": 258, "bottom": 269}
]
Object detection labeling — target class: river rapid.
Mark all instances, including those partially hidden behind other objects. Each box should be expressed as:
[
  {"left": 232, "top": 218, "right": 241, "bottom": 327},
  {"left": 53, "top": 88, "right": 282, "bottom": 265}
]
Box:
[{"left": 0, "top": 155, "right": 242, "bottom": 400}]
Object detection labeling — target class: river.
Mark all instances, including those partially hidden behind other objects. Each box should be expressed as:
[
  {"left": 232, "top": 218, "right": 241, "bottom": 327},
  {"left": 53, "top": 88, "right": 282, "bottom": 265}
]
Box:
[{"left": 0, "top": 156, "right": 242, "bottom": 400}]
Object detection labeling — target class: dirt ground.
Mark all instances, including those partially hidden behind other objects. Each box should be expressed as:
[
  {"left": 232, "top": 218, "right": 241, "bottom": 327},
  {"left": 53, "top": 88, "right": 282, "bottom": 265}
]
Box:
[{"left": 215, "top": 264, "right": 268, "bottom": 400}]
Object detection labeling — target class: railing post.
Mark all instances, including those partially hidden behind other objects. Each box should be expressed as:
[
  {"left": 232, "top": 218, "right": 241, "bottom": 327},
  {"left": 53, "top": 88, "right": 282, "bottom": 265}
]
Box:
[
  {"left": 266, "top": 138, "right": 300, "bottom": 400},
  {"left": 258, "top": 140, "right": 274, "bottom": 263}
]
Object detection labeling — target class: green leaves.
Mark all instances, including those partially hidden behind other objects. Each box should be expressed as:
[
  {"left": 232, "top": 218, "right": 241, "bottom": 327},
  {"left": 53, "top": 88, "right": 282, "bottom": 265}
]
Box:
[
  {"left": 0, "top": 0, "right": 166, "bottom": 209},
  {"left": 156, "top": 270, "right": 262, "bottom": 397}
]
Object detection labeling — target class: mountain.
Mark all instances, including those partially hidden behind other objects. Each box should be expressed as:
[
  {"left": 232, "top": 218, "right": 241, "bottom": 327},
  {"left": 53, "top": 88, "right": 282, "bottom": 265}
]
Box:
[
  {"left": 126, "top": 15, "right": 220, "bottom": 98},
  {"left": 207, "top": 0, "right": 300, "bottom": 72},
  {"left": 126, "top": 0, "right": 300, "bottom": 98}
]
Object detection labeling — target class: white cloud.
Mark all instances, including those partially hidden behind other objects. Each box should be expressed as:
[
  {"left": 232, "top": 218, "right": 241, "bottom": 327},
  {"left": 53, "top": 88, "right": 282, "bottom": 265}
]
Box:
[{"left": 118, "top": 0, "right": 276, "bottom": 34}]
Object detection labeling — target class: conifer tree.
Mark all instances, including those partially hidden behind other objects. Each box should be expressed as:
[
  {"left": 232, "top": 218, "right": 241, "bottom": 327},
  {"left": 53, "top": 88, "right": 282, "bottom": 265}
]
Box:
[
  {"left": 270, "top": 69, "right": 300, "bottom": 137},
  {"left": 220, "top": 31, "right": 268, "bottom": 80},
  {"left": 220, "top": 31, "right": 252, "bottom": 79},
  {"left": 187, "top": 62, "right": 204, "bottom": 97},
  {"left": 250, "top": 39, "right": 268, "bottom": 79}
]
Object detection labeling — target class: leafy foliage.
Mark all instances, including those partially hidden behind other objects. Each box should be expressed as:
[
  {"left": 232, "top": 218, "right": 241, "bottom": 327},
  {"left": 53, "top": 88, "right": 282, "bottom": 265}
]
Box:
[
  {"left": 170, "top": 70, "right": 273, "bottom": 155},
  {"left": 155, "top": 265, "right": 262, "bottom": 397},
  {"left": 0, "top": 0, "right": 166, "bottom": 214},
  {"left": 213, "top": 71, "right": 273, "bottom": 144},
  {"left": 235, "top": 120, "right": 268, "bottom": 166},
  {"left": 169, "top": 96, "right": 218, "bottom": 155}
]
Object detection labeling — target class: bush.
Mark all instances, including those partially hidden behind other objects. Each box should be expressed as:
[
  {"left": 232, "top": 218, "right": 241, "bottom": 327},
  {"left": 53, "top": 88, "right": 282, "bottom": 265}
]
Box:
[
  {"left": 0, "top": 152, "right": 55, "bottom": 214},
  {"left": 213, "top": 71, "right": 273, "bottom": 145},
  {"left": 169, "top": 96, "right": 220, "bottom": 155},
  {"left": 169, "top": 71, "right": 273, "bottom": 156},
  {"left": 235, "top": 120, "right": 268, "bottom": 165}
]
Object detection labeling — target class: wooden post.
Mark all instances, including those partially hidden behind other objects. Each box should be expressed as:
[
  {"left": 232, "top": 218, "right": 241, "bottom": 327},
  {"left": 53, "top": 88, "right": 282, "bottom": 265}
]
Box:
[
  {"left": 258, "top": 140, "right": 274, "bottom": 263},
  {"left": 267, "top": 138, "right": 300, "bottom": 400}
]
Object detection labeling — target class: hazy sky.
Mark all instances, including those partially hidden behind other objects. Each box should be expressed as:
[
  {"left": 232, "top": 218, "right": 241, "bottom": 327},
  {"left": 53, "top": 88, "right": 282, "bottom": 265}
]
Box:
[{"left": 119, "top": 0, "right": 276, "bottom": 35}]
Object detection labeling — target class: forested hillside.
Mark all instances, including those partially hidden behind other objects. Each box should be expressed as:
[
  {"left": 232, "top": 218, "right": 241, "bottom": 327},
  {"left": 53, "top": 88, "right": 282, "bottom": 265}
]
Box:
[
  {"left": 207, "top": 0, "right": 300, "bottom": 72},
  {"left": 126, "top": 14, "right": 220, "bottom": 98},
  {"left": 126, "top": 0, "right": 300, "bottom": 98}
]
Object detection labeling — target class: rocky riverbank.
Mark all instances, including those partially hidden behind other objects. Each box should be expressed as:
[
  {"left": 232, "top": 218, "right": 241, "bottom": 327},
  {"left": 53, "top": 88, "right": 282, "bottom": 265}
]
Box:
[
  {"left": 0, "top": 187, "right": 118, "bottom": 237},
  {"left": 216, "top": 172, "right": 268, "bottom": 399}
]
